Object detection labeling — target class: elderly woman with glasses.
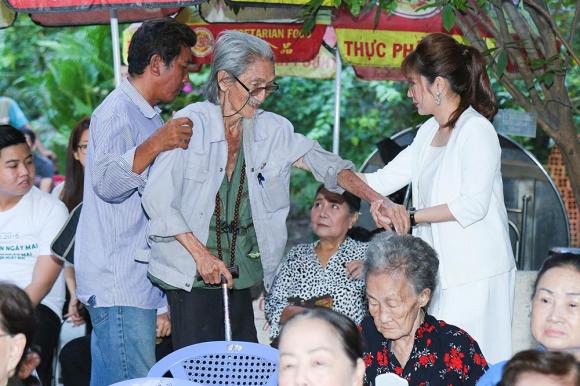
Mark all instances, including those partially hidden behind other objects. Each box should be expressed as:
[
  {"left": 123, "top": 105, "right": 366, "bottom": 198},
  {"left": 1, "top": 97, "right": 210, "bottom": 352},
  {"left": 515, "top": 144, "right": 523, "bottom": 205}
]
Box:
[
  {"left": 142, "top": 30, "right": 407, "bottom": 349},
  {"left": 360, "top": 233, "right": 488, "bottom": 386}
]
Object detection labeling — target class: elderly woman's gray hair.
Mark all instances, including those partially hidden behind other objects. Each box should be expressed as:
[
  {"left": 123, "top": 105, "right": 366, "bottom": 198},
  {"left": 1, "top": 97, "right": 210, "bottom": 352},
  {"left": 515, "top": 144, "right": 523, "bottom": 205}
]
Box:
[
  {"left": 204, "top": 30, "right": 275, "bottom": 104},
  {"left": 364, "top": 232, "right": 439, "bottom": 296}
]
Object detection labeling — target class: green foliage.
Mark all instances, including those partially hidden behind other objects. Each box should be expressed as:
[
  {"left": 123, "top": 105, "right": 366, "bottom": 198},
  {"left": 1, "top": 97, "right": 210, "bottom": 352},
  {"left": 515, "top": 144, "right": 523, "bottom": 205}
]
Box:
[
  {"left": 38, "top": 27, "right": 115, "bottom": 139},
  {"left": 0, "top": 17, "right": 115, "bottom": 170},
  {"left": 441, "top": 4, "right": 455, "bottom": 31}
]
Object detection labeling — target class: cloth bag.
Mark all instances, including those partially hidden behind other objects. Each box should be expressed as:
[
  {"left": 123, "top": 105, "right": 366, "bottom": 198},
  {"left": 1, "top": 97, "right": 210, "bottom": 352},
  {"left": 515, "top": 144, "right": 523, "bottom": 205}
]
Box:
[{"left": 51, "top": 202, "right": 82, "bottom": 264}]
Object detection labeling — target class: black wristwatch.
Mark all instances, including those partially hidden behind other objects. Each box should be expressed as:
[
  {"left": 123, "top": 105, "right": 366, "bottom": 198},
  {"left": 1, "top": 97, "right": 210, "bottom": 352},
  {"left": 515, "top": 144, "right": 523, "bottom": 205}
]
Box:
[{"left": 409, "top": 207, "right": 417, "bottom": 227}]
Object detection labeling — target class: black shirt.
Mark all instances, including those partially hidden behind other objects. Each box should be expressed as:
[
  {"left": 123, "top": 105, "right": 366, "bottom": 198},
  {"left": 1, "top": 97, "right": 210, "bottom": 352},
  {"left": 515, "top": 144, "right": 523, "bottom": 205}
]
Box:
[{"left": 360, "top": 313, "right": 488, "bottom": 386}]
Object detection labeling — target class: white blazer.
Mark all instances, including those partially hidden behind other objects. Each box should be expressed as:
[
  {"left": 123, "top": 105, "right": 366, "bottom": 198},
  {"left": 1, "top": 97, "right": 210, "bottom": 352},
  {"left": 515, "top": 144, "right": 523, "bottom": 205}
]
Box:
[{"left": 366, "top": 107, "right": 515, "bottom": 288}]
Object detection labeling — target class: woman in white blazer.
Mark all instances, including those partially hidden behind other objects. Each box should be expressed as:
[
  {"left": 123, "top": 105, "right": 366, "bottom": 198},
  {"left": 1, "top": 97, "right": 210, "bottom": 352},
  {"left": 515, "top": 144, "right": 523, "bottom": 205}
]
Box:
[{"left": 359, "top": 33, "right": 516, "bottom": 364}]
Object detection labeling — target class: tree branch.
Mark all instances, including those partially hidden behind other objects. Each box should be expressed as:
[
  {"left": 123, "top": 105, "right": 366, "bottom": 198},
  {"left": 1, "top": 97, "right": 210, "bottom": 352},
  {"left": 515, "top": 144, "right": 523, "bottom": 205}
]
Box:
[
  {"left": 496, "top": 77, "right": 541, "bottom": 119},
  {"left": 524, "top": 3, "right": 561, "bottom": 104},
  {"left": 524, "top": 1, "right": 572, "bottom": 127},
  {"left": 525, "top": 3, "right": 556, "bottom": 58},
  {"left": 455, "top": 12, "right": 489, "bottom": 53},
  {"left": 465, "top": 0, "right": 500, "bottom": 42},
  {"left": 491, "top": 0, "right": 510, "bottom": 44},
  {"left": 494, "top": 2, "right": 544, "bottom": 107},
  {"left": 524, "top": 0, "right": 580, "bottom": 64},
  {"left": 503, "top": 1, "right": 543, "bottom": 67},
  {"left": 489, "top": 0, "right": 523, "bottom": 76},
  {"left": 570, "top": 0, "right": 579, "bottom": 44}
]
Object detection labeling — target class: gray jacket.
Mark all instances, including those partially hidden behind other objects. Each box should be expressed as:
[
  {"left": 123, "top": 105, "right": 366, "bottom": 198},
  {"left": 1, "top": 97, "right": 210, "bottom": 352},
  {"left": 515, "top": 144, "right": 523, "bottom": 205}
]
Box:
[{"left": 140, "top": 101, "right": 354, "bottom": 291}]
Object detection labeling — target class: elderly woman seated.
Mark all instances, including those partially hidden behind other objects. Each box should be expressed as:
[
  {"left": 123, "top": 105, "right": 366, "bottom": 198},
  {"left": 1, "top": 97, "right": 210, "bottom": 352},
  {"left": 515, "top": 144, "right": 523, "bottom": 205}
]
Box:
[
  {"left": 360, "top": 233, "right": 488, "bottom": 385},
  {"left": 265, "top": 186, "right": 370, "bottom": 342},
  {"left": 477, "top": 251, "right": 580, "bottom": 386}
]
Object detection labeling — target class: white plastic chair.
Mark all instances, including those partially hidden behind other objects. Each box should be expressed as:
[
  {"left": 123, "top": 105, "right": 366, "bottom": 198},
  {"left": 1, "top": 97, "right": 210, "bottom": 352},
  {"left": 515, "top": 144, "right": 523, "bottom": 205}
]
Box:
[
  {"left": 148, "top": 341, "right": 278, "bottom": 386},
  {"left": 110, "top": 376, "right": 202, "bottom": 386}
]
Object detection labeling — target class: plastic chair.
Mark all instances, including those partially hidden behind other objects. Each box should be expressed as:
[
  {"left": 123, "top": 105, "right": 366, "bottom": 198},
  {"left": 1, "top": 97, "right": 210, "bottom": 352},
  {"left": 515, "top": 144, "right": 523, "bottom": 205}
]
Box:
[
  {"left": 147, "top": 341, "right": 278, "bottom": 386},
  {"left": 110, "top": 377, "right": 202, "bottom": 386}
]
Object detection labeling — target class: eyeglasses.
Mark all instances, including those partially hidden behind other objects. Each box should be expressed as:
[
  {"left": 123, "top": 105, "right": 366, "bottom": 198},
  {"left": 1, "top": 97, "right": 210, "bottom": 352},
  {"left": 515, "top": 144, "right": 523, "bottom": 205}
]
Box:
[
  {"left": 77, "top": 144, "right": 88, "bottom": 154},
  {"left": 0, "top": 333, "right": 12, "bottom": 338},
  {"left": 231, "top": 74, "right": 279, "bottom": 98}
]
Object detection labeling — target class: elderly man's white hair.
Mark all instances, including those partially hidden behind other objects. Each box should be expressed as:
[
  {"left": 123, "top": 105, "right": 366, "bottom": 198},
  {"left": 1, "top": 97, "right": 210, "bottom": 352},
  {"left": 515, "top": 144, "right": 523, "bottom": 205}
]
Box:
[{"left": 204, "top": 30, "right": 275, "bottom": 104}]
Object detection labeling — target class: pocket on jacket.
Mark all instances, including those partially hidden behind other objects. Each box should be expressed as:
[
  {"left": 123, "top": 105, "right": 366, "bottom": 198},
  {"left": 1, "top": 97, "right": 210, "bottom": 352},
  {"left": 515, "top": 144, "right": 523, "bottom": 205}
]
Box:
[
  {"left": 258, "top": 165, "right": 289, "bottom": 212},
  {"left": 184, "top": 165, "right": 207, "bottom": 182}
]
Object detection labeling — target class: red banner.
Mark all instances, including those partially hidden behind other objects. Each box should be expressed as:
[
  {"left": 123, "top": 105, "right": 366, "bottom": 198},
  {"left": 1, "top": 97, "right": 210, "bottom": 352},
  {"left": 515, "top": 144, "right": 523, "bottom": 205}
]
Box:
[
  {"left": 31, "top": 7, "right": 180, "bottom": 26},
  {"left": 123, "top": 16, "right": 326, "bottom": 64},
  {"left": 4, "top": 0, "right": 203, "bottom": 12},
  {"left": 189, "top": 23, "right": 326, "bottom": 63}
]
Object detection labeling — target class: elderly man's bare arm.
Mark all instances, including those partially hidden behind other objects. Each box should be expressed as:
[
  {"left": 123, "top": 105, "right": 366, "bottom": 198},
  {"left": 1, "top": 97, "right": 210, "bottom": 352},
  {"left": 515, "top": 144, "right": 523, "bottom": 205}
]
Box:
[{"left": 292, "top": 157, "right": 409, "bottom": 234}]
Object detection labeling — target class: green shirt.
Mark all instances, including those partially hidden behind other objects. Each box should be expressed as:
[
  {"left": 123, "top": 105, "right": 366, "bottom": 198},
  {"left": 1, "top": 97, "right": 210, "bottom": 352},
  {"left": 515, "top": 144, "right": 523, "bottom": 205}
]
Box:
[
  {"left": 149, "top": 144, "right": 262, "bottom": 291},
  {"left": 199, "top": 145, "right": 262, "bottom": 289}
]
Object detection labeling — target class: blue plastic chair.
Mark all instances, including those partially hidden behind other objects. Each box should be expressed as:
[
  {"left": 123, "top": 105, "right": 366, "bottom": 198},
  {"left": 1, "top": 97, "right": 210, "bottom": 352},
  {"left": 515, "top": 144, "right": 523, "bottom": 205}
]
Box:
[
  {"left": 110, "top": 377, "right": 202, "bottom": 386},
  {"left": 147, "top": 341, "right": 278, "bottom": 386}
]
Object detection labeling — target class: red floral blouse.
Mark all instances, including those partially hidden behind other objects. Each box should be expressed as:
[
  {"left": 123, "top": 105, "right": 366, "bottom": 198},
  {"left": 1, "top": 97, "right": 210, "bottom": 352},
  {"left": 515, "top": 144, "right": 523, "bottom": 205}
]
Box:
[{"left": 360, "top": 313, "right": 488, "bottom": 386}]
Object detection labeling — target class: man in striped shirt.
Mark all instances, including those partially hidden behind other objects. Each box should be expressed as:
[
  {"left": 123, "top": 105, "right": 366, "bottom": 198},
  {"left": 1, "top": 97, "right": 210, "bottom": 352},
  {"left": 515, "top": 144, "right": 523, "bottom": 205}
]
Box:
[{"left": 74, "top": 18, "right": 196, "bottom": 386}]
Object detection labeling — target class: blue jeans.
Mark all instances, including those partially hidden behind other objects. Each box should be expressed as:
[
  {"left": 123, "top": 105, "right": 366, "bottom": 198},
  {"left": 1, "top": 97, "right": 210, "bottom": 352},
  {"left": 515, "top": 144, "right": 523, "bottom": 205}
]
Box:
[{"left": 87, "top": 306, "right": 156, "bottom": 386}]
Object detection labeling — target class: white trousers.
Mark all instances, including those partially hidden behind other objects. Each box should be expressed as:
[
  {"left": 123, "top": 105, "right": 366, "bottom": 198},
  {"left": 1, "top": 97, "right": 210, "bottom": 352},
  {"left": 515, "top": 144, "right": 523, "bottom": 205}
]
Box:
[{"left": 429, "top": 268, "right": 516, "bottom": 364}]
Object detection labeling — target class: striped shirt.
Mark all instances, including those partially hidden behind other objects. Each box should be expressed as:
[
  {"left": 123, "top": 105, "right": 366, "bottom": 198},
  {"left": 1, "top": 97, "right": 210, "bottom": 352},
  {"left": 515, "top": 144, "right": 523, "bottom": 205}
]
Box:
[{"left": 74, "top": 79, "right": 165, "bottom": 309}]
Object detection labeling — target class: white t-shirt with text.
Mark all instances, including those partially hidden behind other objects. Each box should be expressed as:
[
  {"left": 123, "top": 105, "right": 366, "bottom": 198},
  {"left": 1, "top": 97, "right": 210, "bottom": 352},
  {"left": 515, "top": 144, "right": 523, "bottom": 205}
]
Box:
[{"left": 0, "top": 187, "right": 68, "bottom": 317}]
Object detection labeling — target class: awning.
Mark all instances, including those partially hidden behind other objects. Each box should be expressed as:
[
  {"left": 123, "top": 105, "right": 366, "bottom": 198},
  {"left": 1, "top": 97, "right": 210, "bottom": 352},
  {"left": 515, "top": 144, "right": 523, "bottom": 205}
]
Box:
[
  {"left": 3, "top": 0, "right": 202, "bottom": 12},
  {"left": 30, "top": 7, "right": 181, "bottom": 26}
]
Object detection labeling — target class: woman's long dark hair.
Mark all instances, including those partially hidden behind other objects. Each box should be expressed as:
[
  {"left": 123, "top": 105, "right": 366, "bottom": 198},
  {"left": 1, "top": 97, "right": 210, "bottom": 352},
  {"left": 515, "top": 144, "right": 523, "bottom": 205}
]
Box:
[
  {"left": 61, "top": 118, "right": 89, "bottom": 211},
  {"left": 401, "top": 33, "right": 497, "bottom": 129}
]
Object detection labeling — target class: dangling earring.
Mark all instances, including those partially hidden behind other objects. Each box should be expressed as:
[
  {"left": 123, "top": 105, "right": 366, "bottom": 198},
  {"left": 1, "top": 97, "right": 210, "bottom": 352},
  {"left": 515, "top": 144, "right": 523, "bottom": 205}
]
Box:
[{"left": 434, "top": 92, "right": 441, "bottom": 106}]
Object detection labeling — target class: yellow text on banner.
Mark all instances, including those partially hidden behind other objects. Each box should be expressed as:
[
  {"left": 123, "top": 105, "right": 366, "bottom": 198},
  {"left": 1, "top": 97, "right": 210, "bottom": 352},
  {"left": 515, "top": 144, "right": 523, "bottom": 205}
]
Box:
[{"left": 336, "top": 30, "right": 486, "bottom": 67}]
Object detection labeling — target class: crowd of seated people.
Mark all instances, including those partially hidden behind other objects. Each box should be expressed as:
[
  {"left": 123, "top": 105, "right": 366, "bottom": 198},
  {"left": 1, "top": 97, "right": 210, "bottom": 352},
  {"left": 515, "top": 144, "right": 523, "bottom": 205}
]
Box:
[{"left": 2, "top": 18, "right": 579, "bottom": 386}]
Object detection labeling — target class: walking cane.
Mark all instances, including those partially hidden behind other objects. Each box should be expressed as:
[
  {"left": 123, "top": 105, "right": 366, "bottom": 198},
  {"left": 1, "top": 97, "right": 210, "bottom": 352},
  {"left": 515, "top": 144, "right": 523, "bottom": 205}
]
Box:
[
  {"left": 221, "top": 265, "right": 239, "bottom": 342},
  {"left": 221, "top": 274, "right": 232, "bottom": 342}
]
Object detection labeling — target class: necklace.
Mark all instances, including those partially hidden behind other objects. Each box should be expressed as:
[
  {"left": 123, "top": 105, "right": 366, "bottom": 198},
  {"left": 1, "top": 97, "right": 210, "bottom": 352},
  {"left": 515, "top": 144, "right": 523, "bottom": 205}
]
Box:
[{"left": 214, "top": 161, "right": 246, "bottom": 269}]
